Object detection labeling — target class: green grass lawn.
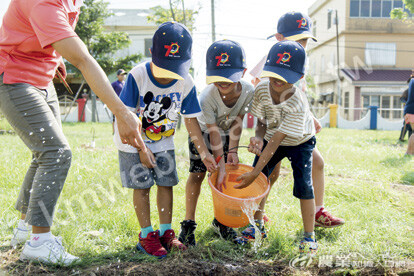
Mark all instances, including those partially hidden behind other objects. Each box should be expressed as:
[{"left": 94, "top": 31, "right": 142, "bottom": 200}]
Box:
[{"left": 0, "top": 123, "right": 413, "bottom": 275}]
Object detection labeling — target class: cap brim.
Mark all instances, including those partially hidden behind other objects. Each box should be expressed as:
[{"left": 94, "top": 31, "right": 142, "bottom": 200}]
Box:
[
  {"left": 206, "top": 68, "right": 244, "bottom": 84},
  {"left": 152, "top": 58, "right": 191, "bottom": 80},
  {"left": 285, "top": 33, "right": 317, "bottom": 42},
  {"left": 119, "top": 72, "right": 127, "bottom": 75},
  {"left": 152, "top": 63, "right": 184, "bottom": 80},
  {"left": 261, "top": 65, "right": 303, "bottom": 84}
]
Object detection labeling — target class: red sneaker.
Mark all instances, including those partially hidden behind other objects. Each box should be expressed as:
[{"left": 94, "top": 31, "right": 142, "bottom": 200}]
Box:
[
  {"left": 263, "top": 214, "right": 270, "bottom": 224},
  {"left": 160, "top": 229, "right": 187, "bottom": 252},
  {"left": 315, "top": 208, "right": 345, "bottom": 228},
  {"left": 137, "top": 231, "right": 168, "bottom": 258}
]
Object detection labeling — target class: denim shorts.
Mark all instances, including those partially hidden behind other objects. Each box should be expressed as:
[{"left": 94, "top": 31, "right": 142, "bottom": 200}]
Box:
[
  {"left": 188, "top": 132, "right": 229, "bottom": 173},
  {"left": 118, "top": 150, "right": 179, "bottom": 189},
  {"left": 253, "top": 136, "right": 316, "bottom": 200}
]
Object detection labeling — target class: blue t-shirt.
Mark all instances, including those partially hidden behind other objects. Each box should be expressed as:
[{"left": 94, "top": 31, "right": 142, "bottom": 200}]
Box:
[
  {"left": 405, "top": 79, "right": 414, "bottom": 115},
  {"left": 111, "top": 80, "right": 124, "bottom": 96},
  {"left": 114, "top": 62, "right": 202, "bottom": 153}
]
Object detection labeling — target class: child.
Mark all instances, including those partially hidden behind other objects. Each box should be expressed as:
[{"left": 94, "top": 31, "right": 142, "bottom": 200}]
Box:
[
  {"left": 114, "top": 22, "right": 217, "bottom": 258},
  {"left": 405, "top": 74, "right": 414, "bottom": 155},
  {"left": 178, "top": 40, "right": 254, "bottom": 246},
  {"left": 235, "top": 41, "right": 318, "bottom": 255},
  {"left": 243, "top": 12, "right": 344, "bottom": 240}
]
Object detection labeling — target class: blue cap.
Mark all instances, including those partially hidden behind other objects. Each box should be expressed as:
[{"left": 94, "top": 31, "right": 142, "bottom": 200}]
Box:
[
  {"left": 261, "top": 41, "right": 306, "bottom": 84},
  {"left": 267, "top": 12, "right": 317, "bottom": 42},
  {"left": 151, "top": 22, "right": 192, "bottom": 80},
  {"left": 206, "top": 40, "right": 246, "bottom": 84}
]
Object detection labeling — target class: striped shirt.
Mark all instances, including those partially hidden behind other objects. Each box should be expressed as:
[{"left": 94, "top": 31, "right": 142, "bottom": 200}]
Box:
[{"left": 251, "top": 81, "right": 315, "bottom": 146}]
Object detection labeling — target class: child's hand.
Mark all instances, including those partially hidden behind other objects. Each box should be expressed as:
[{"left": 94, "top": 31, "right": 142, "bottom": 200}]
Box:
[
  {"left": 139, "top": 148, "right": 156, "bottom": 168},
  {"left": 202, "top": 153, "right": 218, "bottom": 173},
  {"left": 216, "top": 166, "right": 227, "bottom": 192},
  {"left": 248, "top": 137, "right": 264, "bottom": 156},
  {"left": 234, "top": 171, "right": 259, "bottom": 189},
  {"left": 313, "top": 118, "right": 322, "bottom": 134},
  {"left": 227, "top": 152, "right": 239, "bottom": 166}
]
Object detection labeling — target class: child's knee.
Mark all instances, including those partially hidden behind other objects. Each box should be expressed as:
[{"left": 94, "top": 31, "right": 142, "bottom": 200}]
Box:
[{"left": 312, "top": 152, "right": 324, "bottom": 171}]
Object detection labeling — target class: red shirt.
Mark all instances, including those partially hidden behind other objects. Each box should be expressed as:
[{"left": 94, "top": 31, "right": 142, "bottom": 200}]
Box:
[{"left": 0, "top": 0, "right": 82, "bottom": 89}]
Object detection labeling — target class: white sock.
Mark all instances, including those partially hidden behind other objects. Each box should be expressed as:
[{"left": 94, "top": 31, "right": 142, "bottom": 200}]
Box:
[
  {"left": 316, "top": 206, "right": 324, "bottom": 213},
  {"left": 17, "top": 219, "right": 31, "bottom": 231},
  {"left": 30, "top": 232, "right": 53, "bottom": 247}
]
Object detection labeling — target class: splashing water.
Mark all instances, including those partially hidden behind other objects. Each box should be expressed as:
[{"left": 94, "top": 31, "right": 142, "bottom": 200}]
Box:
[{"left": 241, "top": 200, "right": 262, "bottom": 252}]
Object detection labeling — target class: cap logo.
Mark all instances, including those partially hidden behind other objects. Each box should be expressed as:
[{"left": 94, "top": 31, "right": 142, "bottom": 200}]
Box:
[
  {"left": 215, "top": 53, "right": 230, "bottom": 66},
  {"left": 277, "top": 52, "right": 291, "bottom": 64},
  {"left": 296, "top": 17, "right": 308, "bottom": 28},
  {"left": 164, "top": 42, "right": 180, "bottom": 57}
]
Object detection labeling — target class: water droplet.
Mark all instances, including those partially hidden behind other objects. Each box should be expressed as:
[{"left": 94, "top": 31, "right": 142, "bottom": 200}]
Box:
[
  {"left": 40, "top": 128, "right": 44, "bottom": 132},
  {"left": 57, "top": 159, "right": 60, "bottom": 163},
  {"left": 161, "top": 208, "right": 164, "bottom": 212},
  {"left": 29, "top": 132, "right": 33, "bottom": 136}
]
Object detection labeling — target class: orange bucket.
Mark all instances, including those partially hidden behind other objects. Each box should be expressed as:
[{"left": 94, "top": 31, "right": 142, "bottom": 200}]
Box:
[{"left": 208, "top": 164, "right": 270, "bottom": 228}]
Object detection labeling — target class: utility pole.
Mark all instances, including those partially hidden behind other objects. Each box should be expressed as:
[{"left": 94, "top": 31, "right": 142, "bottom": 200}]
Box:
[
  {"left": 329, "top": 9, "right": 342, "bottom": 105},
  {"left": 335, "top": 10, "right": 342, "bottom": 106},
  {"left": 211, "top": 0, "right": 216, "bottom": 43},
  {"left": 335, "top": 9, "right": 341, "bottom": 106}
]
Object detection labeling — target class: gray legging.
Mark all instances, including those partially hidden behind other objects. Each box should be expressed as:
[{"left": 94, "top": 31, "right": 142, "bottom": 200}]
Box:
[{"left": 0, "top": 74, "right": 71, "bottom": 227}]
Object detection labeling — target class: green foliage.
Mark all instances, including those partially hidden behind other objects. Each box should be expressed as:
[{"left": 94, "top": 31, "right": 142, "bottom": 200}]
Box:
[
  {"left": 147, "top": 1, "right": 199, "bottom": 33},
  {"left": 67, "top": 0, "right": 142, "bottom": 76},
  {"left": 391, "top": 0, "right": 414, "bottom": 19}
]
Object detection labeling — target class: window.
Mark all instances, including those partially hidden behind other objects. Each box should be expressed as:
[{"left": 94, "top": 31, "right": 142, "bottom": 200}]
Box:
[
  {"left": 393, "top": 95, "right": 402, "bottom": 119},
  {"left": 312, "top": 21, "right": 317, "bottom": 37},
  {"left": 394, "top": 0, "right": 403, "bottom": 8},
  {"left": 350, "top": 0, "right": 410, "bottom": 18},
  {"left": 363, "top": 96, "right": 370, "bottom": 108},
  {"left": 327, "top": 11, "right": 332, "bottom": 29},
  {"left": 351, "top": 0, "right": 360, "bottom": 17},
  {"left": 382, "top": 0, "right": 393, "bottom": 17},
  {"left": 372, "top": 0, "right": 382, "bottom": 17},
  {"left": 344, "top": 92, "right": 350, "bottom": 119},
  {"left": 381, "top": 96, "right": 390, "bottom": 118},
  {"left": 361, "top": 0, "right": 371, "bottom": 17},
  {"left": 365, "top": 43, "right": 396, "bottom": 66},
  {"left": 371, "top": 95, "right": 380, "bottom": 107},
  {"left": 144, "top": 38, "right": 152, "bottom": 57},
  {"left": 362, "top": 95, "right": 403, "bottom": 119}
]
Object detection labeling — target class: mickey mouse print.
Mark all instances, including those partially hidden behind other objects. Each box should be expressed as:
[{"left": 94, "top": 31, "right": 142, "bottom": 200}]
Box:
[{"left": 115, "top": 62, "right": 202, "bottom": 154}]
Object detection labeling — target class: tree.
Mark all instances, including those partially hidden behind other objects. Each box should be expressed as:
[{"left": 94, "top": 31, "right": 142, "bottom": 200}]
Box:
[
  {"left": 391, "top": 0, "right": 414, "bottom": 19},
  {"left": 147, "top": 0, "right": 199, "bottom": 32},
  {"left": 67, "top": 0, "right": 142, "bottom": 76}
]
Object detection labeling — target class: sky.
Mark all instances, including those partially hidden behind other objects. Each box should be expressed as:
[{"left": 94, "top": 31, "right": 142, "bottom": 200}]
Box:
[{"left": 0, "top": 0, "right": 310, "bottom": 89}]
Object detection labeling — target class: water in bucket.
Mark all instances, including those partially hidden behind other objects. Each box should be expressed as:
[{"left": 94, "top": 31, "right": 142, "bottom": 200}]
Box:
[{"left": 208, "top": 164, "right": 270, "bottom": 230}]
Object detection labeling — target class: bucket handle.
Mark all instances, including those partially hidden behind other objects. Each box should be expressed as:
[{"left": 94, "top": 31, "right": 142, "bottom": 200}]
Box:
[{"left": 215, "top": 146, "right": 250, "bottom": 164}]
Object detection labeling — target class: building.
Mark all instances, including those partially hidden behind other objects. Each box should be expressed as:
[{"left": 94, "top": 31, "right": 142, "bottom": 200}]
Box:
[
  {"left": 308, "top": 0, "right": 413, "bottom": 120},
  {"left": 104, "top": 9, "right": 157, "bottom": 74},
  {"left": 57, "top": 9, "right": 157, "bottom": 122}
]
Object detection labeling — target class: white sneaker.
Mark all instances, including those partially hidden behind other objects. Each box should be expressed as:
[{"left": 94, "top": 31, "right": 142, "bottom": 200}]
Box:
[
  {"left": 10, "top": 227, "right": 31, "bottom": 247},
  {"left": 20, "top": 236, "right": 79, "bottom": 266}
]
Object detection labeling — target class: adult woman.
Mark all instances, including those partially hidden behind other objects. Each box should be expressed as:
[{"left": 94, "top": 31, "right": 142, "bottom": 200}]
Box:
[{"left": 0, "top": 0, "right": 144, "bottom": 265}]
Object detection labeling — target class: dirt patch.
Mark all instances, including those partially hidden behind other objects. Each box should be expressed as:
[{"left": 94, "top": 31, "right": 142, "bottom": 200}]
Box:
[
  {"left": 2, "top": 246, "right": 412, "bottom": 276},
  {"left": 391, "top": 183, "right": 414, "bottom": 197}
]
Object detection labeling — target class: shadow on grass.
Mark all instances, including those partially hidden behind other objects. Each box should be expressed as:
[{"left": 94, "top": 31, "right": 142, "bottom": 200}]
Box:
[
  {"left": 380, "top": 155, "right": 412, "bottom": 167},
  {"left": 401, "top": 172, "right": 414, "bottom": 185}
]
